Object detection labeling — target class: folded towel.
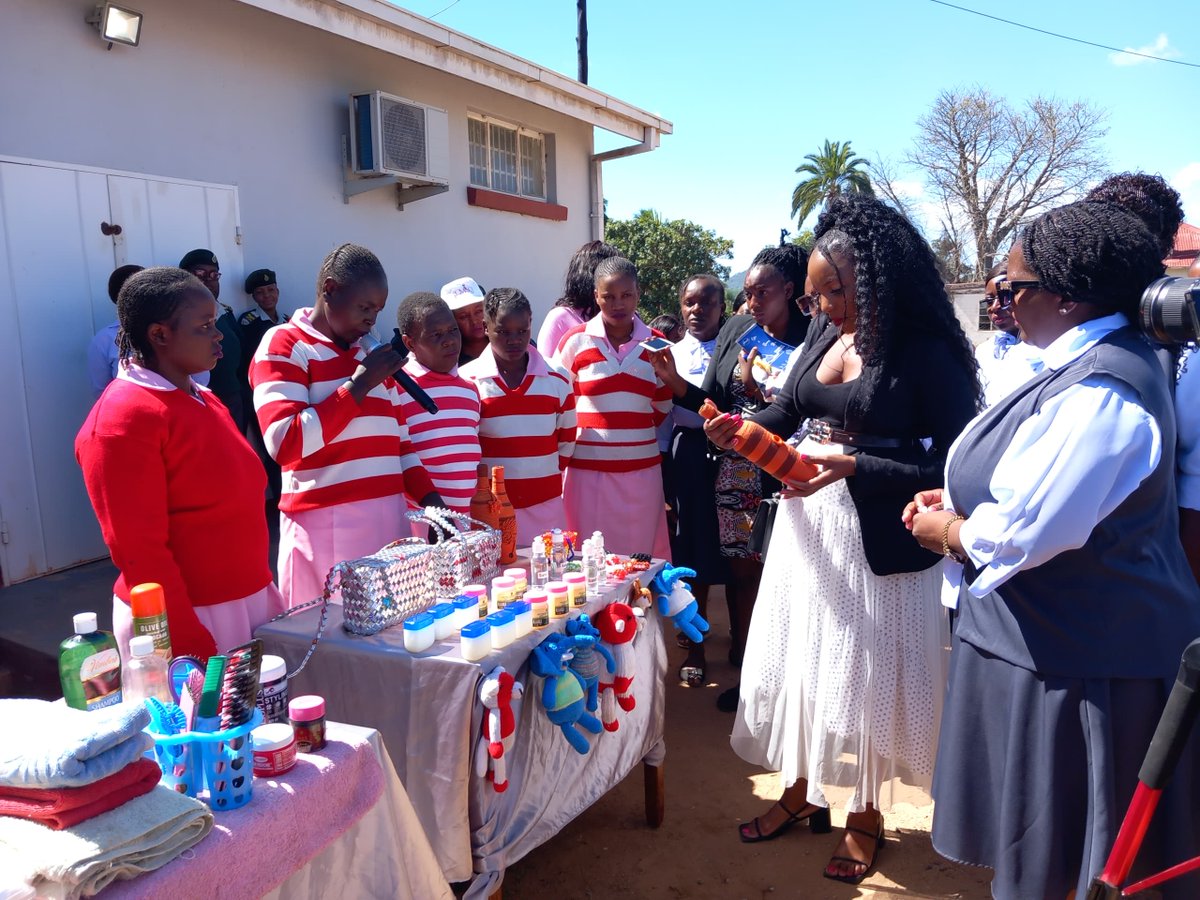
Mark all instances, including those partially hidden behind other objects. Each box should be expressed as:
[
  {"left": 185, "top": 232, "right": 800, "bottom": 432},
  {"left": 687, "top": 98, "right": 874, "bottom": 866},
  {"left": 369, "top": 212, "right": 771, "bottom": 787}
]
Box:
[
  {"left": 0, "top": 784, "right": 212, "bottom": 899},
  {"left": 0, "top": 700, "right": 152, "bottom": 789},
  {"left": 0, "top": 758, "right": 161, "bottom": 830}
]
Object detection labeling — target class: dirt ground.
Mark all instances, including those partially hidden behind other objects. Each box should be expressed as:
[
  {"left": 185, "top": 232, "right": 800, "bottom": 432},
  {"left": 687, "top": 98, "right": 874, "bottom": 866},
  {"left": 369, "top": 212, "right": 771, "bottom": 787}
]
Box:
[{"left": 503, "top": 589, "right": 993, "bottom": 900}]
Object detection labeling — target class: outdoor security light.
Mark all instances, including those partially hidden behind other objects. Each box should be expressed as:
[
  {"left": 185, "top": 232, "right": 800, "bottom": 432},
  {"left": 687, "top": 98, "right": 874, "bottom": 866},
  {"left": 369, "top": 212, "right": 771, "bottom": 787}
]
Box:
[{"left": 86, "top": 3, "right": 143, "bottom": 48}]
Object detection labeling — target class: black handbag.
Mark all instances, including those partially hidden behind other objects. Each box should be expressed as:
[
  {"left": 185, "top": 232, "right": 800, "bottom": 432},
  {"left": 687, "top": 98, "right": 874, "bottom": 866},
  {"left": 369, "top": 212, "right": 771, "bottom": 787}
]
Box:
[{"left": 748, "top": 493, "right": 780, "bottom": 556}]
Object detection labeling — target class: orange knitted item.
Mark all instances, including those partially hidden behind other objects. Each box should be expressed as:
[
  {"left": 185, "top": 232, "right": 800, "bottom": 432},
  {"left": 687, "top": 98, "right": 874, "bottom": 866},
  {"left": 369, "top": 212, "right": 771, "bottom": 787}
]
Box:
[{"left": 699, "top": 399, "right": 819, "bottom": 484}]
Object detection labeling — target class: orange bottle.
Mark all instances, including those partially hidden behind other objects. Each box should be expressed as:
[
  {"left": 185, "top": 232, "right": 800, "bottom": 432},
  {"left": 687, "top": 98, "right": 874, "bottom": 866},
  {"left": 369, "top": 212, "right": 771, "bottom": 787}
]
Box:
[
  {"left": 491, "top": 465, "right": 518, "bottom": 564},
  {"left": 129, "top": 582, "right": 173, "bottom": 661},
  {"left": 699, "top": 399, "right": 819, "bottom": 484},
  {"left": 470, "top": 463, "right": 500, "bottom": 530}
]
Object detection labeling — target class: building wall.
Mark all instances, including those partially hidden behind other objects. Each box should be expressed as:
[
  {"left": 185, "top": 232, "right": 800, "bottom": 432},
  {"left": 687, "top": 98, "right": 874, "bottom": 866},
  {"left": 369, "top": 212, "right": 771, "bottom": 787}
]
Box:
[{"left": 0, "top": 0, "right": 596, "bottom": 326}]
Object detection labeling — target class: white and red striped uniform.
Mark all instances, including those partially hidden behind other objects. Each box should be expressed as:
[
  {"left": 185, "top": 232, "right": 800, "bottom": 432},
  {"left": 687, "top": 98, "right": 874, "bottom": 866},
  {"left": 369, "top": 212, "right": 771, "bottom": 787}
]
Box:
[
  {"left": 399, "top": 359, "right": 482, "bottom": 515},
  {"left": 462, "top": 345, "right": 576, "bottom": 543},
  {"left": 554, "top": 315, "right": 672, "bottom": 560}
]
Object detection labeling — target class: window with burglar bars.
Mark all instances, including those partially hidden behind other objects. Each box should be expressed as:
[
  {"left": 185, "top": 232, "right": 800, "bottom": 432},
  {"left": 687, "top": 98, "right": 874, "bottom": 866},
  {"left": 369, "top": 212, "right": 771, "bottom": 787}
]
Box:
[{"left": 468, "top": 115, "right": 547, "bottom": 200}]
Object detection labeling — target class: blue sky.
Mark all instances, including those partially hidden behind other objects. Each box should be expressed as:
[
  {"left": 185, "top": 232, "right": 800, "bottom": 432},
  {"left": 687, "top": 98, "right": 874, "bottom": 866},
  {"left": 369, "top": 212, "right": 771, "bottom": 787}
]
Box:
[{"left": 412, "top": 0, "right": 1197, "bottom": 271}]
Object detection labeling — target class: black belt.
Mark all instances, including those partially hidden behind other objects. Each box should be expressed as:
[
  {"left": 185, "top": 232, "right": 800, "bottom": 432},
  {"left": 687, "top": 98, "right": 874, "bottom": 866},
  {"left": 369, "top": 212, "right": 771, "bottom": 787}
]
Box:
[{"left": 801, "top": 419, "right": 923, "bottom": 450}]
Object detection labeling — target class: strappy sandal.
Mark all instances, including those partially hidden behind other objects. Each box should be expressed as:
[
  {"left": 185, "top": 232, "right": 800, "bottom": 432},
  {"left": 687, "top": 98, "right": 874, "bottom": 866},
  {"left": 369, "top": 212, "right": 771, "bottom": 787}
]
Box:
[
  {"left": 678, "top": 661, "right": 705, "bottom": 687},
  {"left": 738, "top": 801, "right": 831, "bottom": 843},
  {"left": 823, "top": 818, "right": 885, "bottom": 884}
]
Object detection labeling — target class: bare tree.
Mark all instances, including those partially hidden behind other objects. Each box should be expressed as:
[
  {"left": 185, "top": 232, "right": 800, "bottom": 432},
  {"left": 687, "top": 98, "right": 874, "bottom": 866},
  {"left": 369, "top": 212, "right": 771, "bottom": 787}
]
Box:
[
  {"left": 869, "top": 155, "right": 920, "bottom": 223},
  {"left": 905, "top": 88, "right": 1108, "bottom": 278}
]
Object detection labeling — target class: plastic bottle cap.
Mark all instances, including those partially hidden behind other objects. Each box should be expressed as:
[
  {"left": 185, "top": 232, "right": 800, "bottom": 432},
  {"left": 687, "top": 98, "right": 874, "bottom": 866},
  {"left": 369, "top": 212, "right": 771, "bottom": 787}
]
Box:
[
  {"left": 129, "top": 635, "right": 156, "bottom": 658},
  {"left": 565, "top": 573, "right": 587, "bottom": 585},
  {"left": 72, "top": 612, "right": 98, "bottom": 635},
  {"left": 429, "top": 603, "right": 454, "bottom": 620},
  {"left": 486, "top": 610, "right": 515, "bottom": 626},
  {"left": 508, "top": 599, "right": 531, "bottom": 615},
  {"left": 545, "top": 581, "right": 568, "bottom": 592},
  {"left": 524, "top": 589, "right": 548, "bottom": 603},
  {"left": 452, "top": 595, "right": 476, "bottom": 610},
  {"left": 403, "top": 612, "right": 435, "bottom": 630},
  {"left": 288, "top": 695, "right": 325, "bottom": 722},
  {"left": 492, "top": 576, "right": 516, "bottom": 590},
  {"left": 252, "top": 722, "right": 295, "bottom": 752},
  {"left": 504, "top": 568, "right": 526, "bottom": 579},
  {"left": 531, "top": 541, "right": 545, "bottom": 557},
  {"left": 553, "top": 532, "right": 564, "bottom": 544},
  {"left": 129, "top": 582, "right": 165, "bottom": 618},
  {"left": 461, "top": 621, "right": 491, "bottom": 638},
  {"left": 464, "top": 585, "right": 487, "bottom": 598},
  {"left": 259, "top": 655, "right": 287, "bottom": 684}
]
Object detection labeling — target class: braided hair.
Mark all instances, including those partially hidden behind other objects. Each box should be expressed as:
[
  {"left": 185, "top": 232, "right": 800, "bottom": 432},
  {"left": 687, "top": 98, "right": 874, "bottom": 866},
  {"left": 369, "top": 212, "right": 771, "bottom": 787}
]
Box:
[
  {"left": 678, "top": 273, "right": 725, "bottom": 303},
  {"left": 594, "top": 256, "right": 639, "bottom": 286},
  {"left": 483, "top": 287, "right": 532, "bottom": 324},
  {"left": 1020, "top": 200, "right": 1163, "bottom": 318},
  {"left": 748, "top": 244, "right": 808, "bottom": 302},
  {"left": 1084, "top": 172, "right": 1183, "bottom": 258},
  {"left": 116, "top": 267, "right": 208, "bottom": 362},
  {"left": 556, "top": 240, "right": 619, "bottom": 318},
  {"left": 813, "top": 193, "right": 982, "bottom": 414},
  {"left": 316, "top": 243, "right": 386, "bottom": 296}
]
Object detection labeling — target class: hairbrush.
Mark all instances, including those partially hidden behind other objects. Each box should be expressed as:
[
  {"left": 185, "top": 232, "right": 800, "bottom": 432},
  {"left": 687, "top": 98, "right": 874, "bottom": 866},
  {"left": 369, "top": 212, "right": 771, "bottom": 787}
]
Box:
[{"left": 219, "top": 640, "right": 263, "bottom": 729}]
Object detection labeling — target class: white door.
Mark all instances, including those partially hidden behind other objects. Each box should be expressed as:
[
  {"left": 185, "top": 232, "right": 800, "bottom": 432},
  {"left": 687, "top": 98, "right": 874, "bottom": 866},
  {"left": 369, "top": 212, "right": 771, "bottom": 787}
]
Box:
[{"left": 0, "top": 158, "right": 242, "bottom": 585}]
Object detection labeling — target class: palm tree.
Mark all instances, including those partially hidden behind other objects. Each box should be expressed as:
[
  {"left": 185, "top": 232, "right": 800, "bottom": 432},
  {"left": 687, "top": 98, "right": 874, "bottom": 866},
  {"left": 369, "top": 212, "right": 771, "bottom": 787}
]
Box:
[{"left": 790, "top": 140, "right": 874, "bottom": 224}]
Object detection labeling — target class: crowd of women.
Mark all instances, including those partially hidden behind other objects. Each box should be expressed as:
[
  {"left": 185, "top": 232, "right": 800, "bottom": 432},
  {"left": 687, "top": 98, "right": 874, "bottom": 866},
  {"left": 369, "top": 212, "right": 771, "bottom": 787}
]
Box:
[{"left": 73, "top": 170, "right": 1200, "bottom": 898}]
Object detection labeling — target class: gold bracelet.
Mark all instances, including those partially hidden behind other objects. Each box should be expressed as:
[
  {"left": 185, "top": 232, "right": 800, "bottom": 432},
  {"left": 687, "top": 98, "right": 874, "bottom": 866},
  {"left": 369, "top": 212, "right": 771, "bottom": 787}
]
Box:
[{"left": 941, "top": 514, "right": 966, "bottom": 562}]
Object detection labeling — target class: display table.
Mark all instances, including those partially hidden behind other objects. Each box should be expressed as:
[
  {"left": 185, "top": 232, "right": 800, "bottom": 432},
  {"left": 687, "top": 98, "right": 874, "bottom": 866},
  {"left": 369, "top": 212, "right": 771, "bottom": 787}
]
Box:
[
  {"left": 102, "top": 723, "right": 451, "bottom": 900},
  {"left": 256, "top": 562, "right": 668, "bottom": 898}
]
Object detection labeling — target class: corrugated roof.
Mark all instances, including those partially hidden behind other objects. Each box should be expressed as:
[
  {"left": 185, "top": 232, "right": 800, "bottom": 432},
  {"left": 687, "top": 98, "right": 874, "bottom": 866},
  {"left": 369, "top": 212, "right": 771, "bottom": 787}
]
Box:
[{"left": 1165, "top": 222, "right": 1200, "bottom": 269}]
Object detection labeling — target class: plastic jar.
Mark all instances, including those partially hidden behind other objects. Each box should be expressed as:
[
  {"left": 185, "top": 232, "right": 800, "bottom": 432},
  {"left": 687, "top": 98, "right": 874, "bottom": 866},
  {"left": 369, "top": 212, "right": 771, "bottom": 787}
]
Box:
[
  {"left": 565, "top": 573, "right": 587, "bottom": 608},
  {"left": 508, "top": 599, "right": 533, "bottom": 638},
  {"left": 504, "top": 568, "right": 528, "bottom": 596},
  {"left": 490, "top": 576, "right": 517, "bottom": 613},
  {"left": 429, "top": 602, "right": 455, "bottom": 641},
  {"left": 252, "top": 722, "right": 297, "bottom": 777},
  {"left": 452, "top": 595, "right": 477, "bottom": 631},
  {"left": 546, "top": 581, "right": 570, "bottom": 619},
  {"left": 403, "top": 612, "right": 436, "bottom": 653},
  {"left": 464, "top": 584, "right": 488, "bottom": 618},
  {"left": 255, "top": 655, "right": 289, "bottom": 725},
  {"left": 460, "top": 620, "right": 492, "bottom": 662},
  {"left": 525, "top": 589, "right": 550, "bottom": 628},
  {"left": 288, "top": 695, "right": 327, "bottom": 752},
  {"left": 486, "top": 610, "right": 517, "bottom": 649}
]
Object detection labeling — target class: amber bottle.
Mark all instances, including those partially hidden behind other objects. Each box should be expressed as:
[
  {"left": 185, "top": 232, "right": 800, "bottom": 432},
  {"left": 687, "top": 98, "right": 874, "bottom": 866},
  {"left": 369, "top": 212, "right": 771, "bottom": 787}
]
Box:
[{"left": 491, "top": 465, "right": 518, "bottom": 564}]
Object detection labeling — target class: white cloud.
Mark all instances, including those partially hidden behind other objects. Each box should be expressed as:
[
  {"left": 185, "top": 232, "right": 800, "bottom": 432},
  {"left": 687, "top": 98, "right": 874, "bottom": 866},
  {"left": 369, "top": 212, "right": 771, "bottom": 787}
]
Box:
[
  {"left": 1173, "top": 162, "right": 1200, "bottom": 224},
  {"left": 1109, "top": 33, "right": 1179, "bottom": 66}
]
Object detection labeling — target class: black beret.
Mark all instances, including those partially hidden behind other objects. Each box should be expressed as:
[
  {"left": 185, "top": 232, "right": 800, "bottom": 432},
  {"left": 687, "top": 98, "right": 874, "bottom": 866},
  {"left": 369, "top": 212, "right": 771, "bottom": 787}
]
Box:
[
  {"left": 179, "top": 248, "right": 218, "bottom": 270},
  {"left": 245, "top": 269, "right": 277, "bottom": 293}
]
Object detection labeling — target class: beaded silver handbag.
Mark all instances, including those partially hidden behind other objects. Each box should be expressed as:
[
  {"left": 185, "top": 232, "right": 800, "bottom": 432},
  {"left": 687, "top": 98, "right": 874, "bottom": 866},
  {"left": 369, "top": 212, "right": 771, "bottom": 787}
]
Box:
[
  {"left": 407, "top": 506, "right": 501, "bottom": 595},
  {"left": 331, "top": 537, "right": 436, "bottom": 636}
]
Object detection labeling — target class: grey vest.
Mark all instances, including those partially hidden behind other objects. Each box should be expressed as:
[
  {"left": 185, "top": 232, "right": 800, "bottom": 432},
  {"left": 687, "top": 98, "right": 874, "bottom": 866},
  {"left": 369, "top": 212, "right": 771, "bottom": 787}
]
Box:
[{"left": 948, "top": 326, "right": 1200, "bottom": 679}]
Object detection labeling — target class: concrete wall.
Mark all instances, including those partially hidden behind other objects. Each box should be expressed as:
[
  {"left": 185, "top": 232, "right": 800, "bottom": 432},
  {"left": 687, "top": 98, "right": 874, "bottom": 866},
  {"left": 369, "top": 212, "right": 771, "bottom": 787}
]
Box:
[{"left": 0, "top": 0, "right": 596, "bottom": 326}]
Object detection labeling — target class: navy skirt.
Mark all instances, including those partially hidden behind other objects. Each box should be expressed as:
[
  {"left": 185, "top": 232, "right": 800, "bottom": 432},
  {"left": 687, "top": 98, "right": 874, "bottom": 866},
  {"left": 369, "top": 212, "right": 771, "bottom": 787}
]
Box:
[
  {"left": 667, "top": 427, "right": 729, "bottom": 585},
  {"left": 931, "top": 634, "right": 1200, "bottom": 899}
]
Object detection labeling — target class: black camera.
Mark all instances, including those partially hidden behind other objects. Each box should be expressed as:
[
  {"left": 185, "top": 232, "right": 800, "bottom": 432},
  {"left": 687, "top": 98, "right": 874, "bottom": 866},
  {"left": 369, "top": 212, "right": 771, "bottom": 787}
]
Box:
[{"left": 1140, "top": 277, "right": 1200, "bottom": 346}]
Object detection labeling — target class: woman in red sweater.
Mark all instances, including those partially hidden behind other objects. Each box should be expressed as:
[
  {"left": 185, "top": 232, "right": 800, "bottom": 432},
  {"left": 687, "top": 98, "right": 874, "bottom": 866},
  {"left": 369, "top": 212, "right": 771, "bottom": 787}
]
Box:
[{"left": 76, "top": 267, "right": 282, "bottom": 660}]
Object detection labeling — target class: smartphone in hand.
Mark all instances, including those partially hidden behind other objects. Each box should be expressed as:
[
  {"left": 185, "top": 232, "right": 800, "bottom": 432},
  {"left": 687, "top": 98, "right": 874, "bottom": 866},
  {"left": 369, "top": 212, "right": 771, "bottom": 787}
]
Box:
[{"left": 640, "top": 336, "right": 674, "bottom": 353}]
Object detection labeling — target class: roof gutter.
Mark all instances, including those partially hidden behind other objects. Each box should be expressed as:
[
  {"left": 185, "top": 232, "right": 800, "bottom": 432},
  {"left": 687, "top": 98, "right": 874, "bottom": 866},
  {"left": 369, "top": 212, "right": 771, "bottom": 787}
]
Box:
[{"left": 589, "top": 126, "right": 661, "bottom": 240}]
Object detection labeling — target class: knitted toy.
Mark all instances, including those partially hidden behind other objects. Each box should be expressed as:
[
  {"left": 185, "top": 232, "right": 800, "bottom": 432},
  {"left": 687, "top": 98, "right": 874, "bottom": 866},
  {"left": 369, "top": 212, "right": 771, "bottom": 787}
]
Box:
[
  {"left": 564, "top": 614, "right": 615, "bottom": 712},
  {"left": 593, "top": 602, "right": 639, "bottom": 732},
  {"left": 699, "top": 398, "right": 819, "bottom": 483},
  {"left": 651, "top": 564, "right": 709, "bottom": 644},
  {"left": 475, "top": 665, "right": 523, "bottom": 793},
  {"left": 529, "top": 632, "right": 603, "bottom": 754}
]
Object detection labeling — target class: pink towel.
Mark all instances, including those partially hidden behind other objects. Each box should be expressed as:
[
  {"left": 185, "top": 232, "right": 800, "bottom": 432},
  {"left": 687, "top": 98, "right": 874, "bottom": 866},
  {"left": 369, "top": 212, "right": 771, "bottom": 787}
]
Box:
[{"left": 104, "top": 728, "right": 385, "bottom": 899}]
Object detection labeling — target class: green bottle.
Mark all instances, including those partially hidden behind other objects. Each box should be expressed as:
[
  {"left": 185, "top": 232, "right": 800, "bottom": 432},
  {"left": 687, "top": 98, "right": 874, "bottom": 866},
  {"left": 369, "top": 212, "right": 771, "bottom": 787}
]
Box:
[{"left": 59, "top": 612, "right": 123, "bottom": 711}]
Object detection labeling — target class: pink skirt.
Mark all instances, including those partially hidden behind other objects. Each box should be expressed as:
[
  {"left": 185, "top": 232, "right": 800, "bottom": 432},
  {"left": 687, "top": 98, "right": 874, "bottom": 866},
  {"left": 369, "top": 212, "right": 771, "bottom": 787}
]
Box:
[
  {"left": 279, "top": 495, "right": 408, "bottom": 609},
  {"left": 563, "top": 465, "right": 672, "bottom": 561},
  {"left": 112, "top": 583, "right": 285, "bottom": 661},
  {"left": 516, "top": 495, "right": 567, "bottom": 547}
]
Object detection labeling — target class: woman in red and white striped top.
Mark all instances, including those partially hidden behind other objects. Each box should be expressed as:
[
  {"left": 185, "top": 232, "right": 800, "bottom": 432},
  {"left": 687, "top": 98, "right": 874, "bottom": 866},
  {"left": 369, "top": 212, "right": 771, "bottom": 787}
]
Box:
[
  {"left": 250, "top": 245, "right": 442, "bottom": 608},
  {"left": 462, "top": 288, "right": 576, "bottom": 544},
  {"left": 397, "top": 292, "right": 483, "bottom": 516},
  {"left": 554, "top": 257, "right": 673, "bottom": 559}
]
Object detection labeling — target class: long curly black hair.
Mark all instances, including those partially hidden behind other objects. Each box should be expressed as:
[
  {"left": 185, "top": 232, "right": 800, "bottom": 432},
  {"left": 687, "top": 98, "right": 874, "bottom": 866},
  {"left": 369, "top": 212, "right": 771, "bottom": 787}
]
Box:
[
  {"left": 1084, "top": 172, "right": 1183, "bottom": 258},
  {"left": 813, "top": 193, "right": 981, "bottom": 413},
  {"left": 556, "top": 240, "right": 619, "bottom": 318},
  {"left": 1021, "top": 200, "right": 1163, "bottom": 318}
]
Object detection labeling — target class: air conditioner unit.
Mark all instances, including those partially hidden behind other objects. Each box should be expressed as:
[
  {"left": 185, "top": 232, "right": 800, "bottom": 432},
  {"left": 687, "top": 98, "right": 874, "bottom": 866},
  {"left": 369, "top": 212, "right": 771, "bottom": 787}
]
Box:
[{"left": 349, "top": 90, "right": 450, "bottom": 185}]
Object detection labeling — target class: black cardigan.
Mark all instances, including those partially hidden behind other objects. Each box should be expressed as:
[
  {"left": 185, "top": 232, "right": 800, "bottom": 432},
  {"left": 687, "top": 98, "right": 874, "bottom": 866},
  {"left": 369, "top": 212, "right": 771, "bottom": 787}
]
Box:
[{"left": 685, "top": 312, "right": 811, "bottom": 415}]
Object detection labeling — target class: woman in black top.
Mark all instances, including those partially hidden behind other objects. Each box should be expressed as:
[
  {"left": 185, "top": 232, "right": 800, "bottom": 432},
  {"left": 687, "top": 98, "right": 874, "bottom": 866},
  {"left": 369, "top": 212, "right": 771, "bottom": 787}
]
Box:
[{"left": 700, "top": 195, "right": 979, "bottom": 883}]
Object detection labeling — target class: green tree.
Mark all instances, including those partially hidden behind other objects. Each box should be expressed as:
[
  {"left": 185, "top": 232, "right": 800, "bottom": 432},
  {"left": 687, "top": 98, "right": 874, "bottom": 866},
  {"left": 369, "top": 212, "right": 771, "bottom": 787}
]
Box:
[
  {"left": 790, "top": 140, "right": 874, "bottom": 225},
  {"left": 790, "top": 230, "right": 815, "bottom": 252},
  {"left": 605, "top": 209, "right": 734, "bottom": 320}
]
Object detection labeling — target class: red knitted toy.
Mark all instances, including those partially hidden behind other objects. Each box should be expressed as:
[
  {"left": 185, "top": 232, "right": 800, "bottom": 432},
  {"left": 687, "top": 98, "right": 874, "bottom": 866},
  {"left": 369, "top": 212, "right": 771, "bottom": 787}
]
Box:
[
  {"left": 475, "top": 665, "right": 522, "bottom": 792},
  {"left": 594, "top": 602, "right": 640, "bottom": 732}
]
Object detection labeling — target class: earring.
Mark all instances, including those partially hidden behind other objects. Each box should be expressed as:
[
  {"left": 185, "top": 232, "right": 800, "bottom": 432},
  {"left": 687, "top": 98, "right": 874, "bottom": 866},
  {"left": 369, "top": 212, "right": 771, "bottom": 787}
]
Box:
[{"left": 1059, "top": 307, "right": 1069, "bottom": 316}]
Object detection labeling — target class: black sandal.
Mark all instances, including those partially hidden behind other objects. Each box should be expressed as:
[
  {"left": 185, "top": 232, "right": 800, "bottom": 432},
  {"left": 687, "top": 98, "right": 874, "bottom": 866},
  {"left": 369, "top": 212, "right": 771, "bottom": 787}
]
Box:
[
  {"left": 678, "top": 662, "right": 705, "bottom": 687},
  {"left": 822, "top": 819, "right": 885, "bottom": 884},
  {"left": 738, "top": 801, "right": 831, "bottom": 843}
]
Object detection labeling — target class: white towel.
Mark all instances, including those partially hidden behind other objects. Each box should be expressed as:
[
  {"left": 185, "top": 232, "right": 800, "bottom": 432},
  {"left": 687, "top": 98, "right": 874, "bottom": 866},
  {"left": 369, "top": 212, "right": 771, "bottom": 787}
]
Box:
[{"left": 0, "top": 785, "right": 212, "bottom": 899}]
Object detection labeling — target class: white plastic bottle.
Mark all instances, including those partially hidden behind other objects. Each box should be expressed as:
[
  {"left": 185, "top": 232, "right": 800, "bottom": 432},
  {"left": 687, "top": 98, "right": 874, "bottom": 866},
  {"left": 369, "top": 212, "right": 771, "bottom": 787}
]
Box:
[
  {"left": 550, "top": 530, "right": 566, "bottom": 581},
  {"left": 123, "top": 635, "right": 171, "bottom": 705}
]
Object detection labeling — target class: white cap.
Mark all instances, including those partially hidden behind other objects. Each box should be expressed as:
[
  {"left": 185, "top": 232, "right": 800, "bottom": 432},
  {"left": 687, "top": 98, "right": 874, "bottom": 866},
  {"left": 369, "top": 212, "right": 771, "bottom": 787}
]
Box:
[
  {"left": 129, "top": 635, "right": 155, "bottom": 658},
  {"left": 440, "top": 276, "right": 485, "bottom": 311},
  {"left": 531, "top": 540, "right": 545, "bottom": 557},
  {"left": 259, "top": 654, "right": 287, "bottom": 684},
  {"left": 73, "top": 612, "right": 98, "bottom": 635}
]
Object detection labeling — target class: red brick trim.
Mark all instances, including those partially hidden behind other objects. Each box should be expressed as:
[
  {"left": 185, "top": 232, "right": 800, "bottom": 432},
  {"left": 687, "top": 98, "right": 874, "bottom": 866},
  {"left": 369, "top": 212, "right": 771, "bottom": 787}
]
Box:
[{"left": 467, "top": 187, "right": 567, "bottom": 221}]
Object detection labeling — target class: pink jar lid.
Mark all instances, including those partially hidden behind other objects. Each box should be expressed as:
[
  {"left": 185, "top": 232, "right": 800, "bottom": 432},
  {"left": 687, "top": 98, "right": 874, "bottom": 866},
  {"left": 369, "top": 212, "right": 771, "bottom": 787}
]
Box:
[
  {"left": 492, "top": 576, "right": 517, "bottom": 589},
  {"left": 464, "top": 584, "right": 487, "bottom": 598},
  {"left": 504, "top": 568, "right": 526, "bottom": 579},
  {"left": 565, "top": 573, "right": 586, "bottom": 584},
  {"left": 524, "top": 589, "right": 548, "bottom": 602},
  {"left": 289, "top": 694, "right": 326, "bottom": 722}
]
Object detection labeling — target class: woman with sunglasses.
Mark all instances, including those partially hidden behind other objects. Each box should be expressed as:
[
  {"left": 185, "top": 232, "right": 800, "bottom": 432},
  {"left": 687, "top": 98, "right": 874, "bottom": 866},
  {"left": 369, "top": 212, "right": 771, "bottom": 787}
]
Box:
[
  {"left": 906, "top": 199, "right": 1200, "bottom": 899},
  {"left": 975, "top": 257, "right": 1044, "bottom": 407},
  {"left": 651, "top": 244, "right": 810, "bottom": 709}
]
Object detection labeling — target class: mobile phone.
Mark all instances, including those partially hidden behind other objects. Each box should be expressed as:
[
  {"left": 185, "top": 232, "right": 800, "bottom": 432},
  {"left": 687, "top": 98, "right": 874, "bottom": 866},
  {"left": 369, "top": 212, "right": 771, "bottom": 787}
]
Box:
[{"left": 640, "top": 336, "right": 674, "bottom": 353}]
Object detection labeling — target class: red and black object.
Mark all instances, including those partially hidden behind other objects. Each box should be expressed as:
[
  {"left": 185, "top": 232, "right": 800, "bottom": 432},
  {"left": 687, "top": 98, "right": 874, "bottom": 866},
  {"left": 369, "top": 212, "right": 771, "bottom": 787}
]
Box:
[{"left": 1087, "top": 638, "right": 1200, "bottom": 899}]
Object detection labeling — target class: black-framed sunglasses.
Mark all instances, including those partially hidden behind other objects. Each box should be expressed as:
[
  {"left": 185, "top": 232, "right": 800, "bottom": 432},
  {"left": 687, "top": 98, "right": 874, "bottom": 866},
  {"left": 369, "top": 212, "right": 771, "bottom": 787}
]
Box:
[{"left": 991, "top": 287, "right": 1014, "bottom": 310}]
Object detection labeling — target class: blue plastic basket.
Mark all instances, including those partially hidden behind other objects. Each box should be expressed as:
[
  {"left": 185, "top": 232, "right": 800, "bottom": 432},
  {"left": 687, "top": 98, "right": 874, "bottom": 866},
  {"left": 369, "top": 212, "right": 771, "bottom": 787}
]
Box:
[{"left": 150, "top": 710, "right": 262, "bottom": 811}]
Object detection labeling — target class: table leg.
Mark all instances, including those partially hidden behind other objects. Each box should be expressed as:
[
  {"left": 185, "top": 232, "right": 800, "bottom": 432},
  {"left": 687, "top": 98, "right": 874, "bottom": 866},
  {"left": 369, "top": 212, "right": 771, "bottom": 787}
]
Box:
[{"left": 643, "top": 760, "right": 664, "bottom": 828}]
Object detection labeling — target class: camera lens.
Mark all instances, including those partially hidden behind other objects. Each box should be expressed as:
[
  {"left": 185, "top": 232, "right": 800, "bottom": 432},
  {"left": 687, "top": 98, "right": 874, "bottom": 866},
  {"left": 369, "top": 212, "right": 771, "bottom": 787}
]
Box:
[{"left": 1140, "top": 277, "right": 1200, "bottom": 346}]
